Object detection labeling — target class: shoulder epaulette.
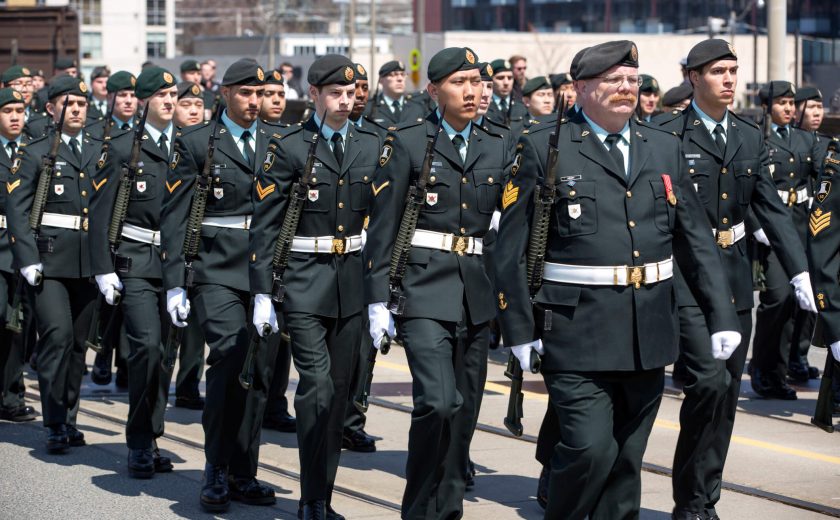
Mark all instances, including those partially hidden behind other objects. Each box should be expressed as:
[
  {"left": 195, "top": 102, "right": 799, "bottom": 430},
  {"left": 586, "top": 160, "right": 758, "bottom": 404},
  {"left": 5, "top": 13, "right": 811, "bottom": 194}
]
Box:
[{"left": 730, "top": 111, "right": 760, "bottom": 129}]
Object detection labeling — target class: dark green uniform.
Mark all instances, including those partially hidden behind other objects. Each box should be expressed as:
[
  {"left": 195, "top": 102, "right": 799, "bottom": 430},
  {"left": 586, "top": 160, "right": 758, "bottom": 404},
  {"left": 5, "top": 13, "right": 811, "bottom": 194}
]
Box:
[
  {"left": 497, "top": 110, "right": 738, "bottom": 519},
  {"left": 23, "top": 109, "right": 49, "bottom": 140},
  {"left": 364, "top": 112, "right": 508, "bottom": 519},
  {"left": 485, "top": 95, "right": 527, "bottom": 136},
  {"left": 161, "top": 116, "right": 277, "bottom": 478},
  {"left": 656, "top": 104, "right": 809, "bottom": 518},
  {"left": 365, "top": 92, "right": 427, "bottom": 127},
  {"left": 250, "top": 115, "right": 381, "bottom": 508}
]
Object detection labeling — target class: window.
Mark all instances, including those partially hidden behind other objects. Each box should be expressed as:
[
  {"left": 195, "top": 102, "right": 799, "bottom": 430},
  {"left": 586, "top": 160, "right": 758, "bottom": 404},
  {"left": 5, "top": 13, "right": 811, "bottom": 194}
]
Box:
[
  {"left": 326, "top": 45, "right": 348, "bottom": 55},
  {"left": 451, "top": 0, "right": 476, "bottom": 6},
  {"left": 147, "top": 33, "right": 166, "bottom": 59},
  {"left": 80, "top": 32, "right": 102, "bottom": 60},
  {"left": 293, "top": 45, "right": 316, "bottom": 56},
  {"left": 70, "top": 0, "right": 101, "bottom": 25},
  {"left": 147, "top": 0, "right": 166, "bottom": 26}
]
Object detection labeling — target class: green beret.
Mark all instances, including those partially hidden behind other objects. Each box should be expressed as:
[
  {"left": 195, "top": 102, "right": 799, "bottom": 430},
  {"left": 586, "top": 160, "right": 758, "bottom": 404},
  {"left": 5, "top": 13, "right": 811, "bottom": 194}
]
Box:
[
  {"left": 106, "top": 71, "right": 136, "bottom": 93},
  {"left": 90, "top": 66, "right": 110, "bottom": 81},
  {"left": 575, "top": 41, "right": 639, "bottom": 80},
  {"left": 54, "top": 57, "right": 77, "bottom": 70},
  {"left": 2, "top": 65, "right": 32, "bottom": 84},
  {"left": 180, "top": 59, "right": 201, "bottom": 73},
  {"left": 47, "top": 75, "right": 88, "bottom": 100},
  {"left": 135, "top": 66, "right": 176, "bottom": 99},
  {"left": 307, "top": 54, "right": 356, "bottom": 87},
  {"left": 479, "top": 62, "right": 494, "bottom": 82},
  {"left": 523, "top": 76, "right": 552, "bottom": 97},
  {"left": 427, "top": 47, "right": 480, "bottom": 83},
  {"left": 0, "top": 87, "right": 26, "bottom": 108},
  {"left": 32, "top": 69, "right": 45, "bottom": 78},
  {"left": 489, "top": 59, "right": 511, "bottom": 75},
  {"left": 379, "top": 60, "right": 405, "bottom": 76},
  {"left": 265, "top": 68, "right": 285, "bottom": 86},
  {"left": 550, "top": 73, "right": 573, "bottom": 89},
  {"left": 639, "top": 74, "right": 660, "bottom": 93},
  {"left": 661, "top": 83, "right": 693, "bottom": 106},
  {"left": 795, "top": 86, "right": 822, "bottom": 104},
  {"left": 570, "top": 47, "right": 590, "bottom": 80},
  {"left": 177, "top": 81, "right": 203, "bottom": 100},
  {"left": 686, "top": 39, "right": 737, "bottom": 70},
  {"left": 353, "top": 63, "right": 368, "bottom": 81},
  {"left": 222, "top": 59, "right": 265, "bottom": 87},
  {"left": 759, "top": 81, "right": 796, "bottom": 104}
]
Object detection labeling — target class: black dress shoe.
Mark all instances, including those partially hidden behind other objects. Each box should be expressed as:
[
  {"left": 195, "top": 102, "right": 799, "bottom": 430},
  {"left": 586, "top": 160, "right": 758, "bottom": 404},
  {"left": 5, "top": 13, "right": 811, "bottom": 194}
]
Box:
[
  {"left": 228, "top": 475, "right": 276, "bottom": 505},
  {"left": 128, "top": 448, "right": 155, "bottom": 479},
  {"left": 465, "top": 458, "right": 476, "bottom": 490},
  {"left": 0, "top": 405, "right": 36, "bottom": 422},
  {"left": 152, "top": 446, "right": 173, "bottom": 473},
  {"left": 46, "top": 425, "right": 69, "bottom": 454},
  {"left": 90, "top": 352, "right": 112, "bottom": 386},
  {"left": 787, "top": 363, "right": 811, "bottom": 384},
  {"left": 263, "top": 412, "right": 296, "bottom": 432},
  {"left": 536, "top": 465, "right": 549, "bottom": 510},
  {"left": 175, "top": 396, "right": 205, "bottom": 410},
  {"left": 298, "top": 500, "right": 326, "bottom": 520},
  {"left": 342, "top": 428, "right": 376, "bottom": 452},
  {"left": 66, "top": 425, "right": 86, "bottom": 446},
  {"left": 200, "top": 464, "right": 230, "bottom": 513},
  {"left": 808, "top": 365, "right": 821, "bottom": 379},
  {"left": 326, "top": 503, "right": 345, "bottom": 520},
  {"left": 672, "top": 508, "right": 705, "bottom": 520}
]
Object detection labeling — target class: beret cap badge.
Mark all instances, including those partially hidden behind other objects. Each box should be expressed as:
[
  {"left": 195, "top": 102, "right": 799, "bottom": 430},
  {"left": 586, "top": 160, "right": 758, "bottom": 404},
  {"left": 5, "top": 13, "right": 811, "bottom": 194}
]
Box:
[
  {"left": 357, "top": 64, "right": 366, "bottom": 75},
  {"left": 257, "top": 68, "right": 265, "bottom": 81},
  {"left": 465, "top": 50, "right": 476, "bottom": 64},
  {"left": 21, "top": 68, "right": 30, "bottom": 76},
  {"left": 273, "top": 70, "right": 282, "bottom": 81},
  {"left": 728, "top": 43, "right": 737, "bottom": 57},
  {"left": 12, "top": 91, "right": 21, "bottom": 100},
  {"left": 79, "top": 81, "right": 88, "bottom": 93},
  {"left": 191, "top": 84, "right": 200, "bottom": 95},
  {"left": 344, "top": 66, "right": 354, "bottom": 82},
  {"left": 163, "top": 72, "right": 173, "bottom": 84},
  {"left": 630, "top": 44, "right": 638, "bottom": 62}
]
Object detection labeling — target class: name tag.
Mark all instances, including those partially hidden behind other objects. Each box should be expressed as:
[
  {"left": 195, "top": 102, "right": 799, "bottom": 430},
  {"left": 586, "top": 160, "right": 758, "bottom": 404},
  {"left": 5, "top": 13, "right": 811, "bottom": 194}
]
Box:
[{"left": 684, "top": 154, "right": 702, "bottom": 159}]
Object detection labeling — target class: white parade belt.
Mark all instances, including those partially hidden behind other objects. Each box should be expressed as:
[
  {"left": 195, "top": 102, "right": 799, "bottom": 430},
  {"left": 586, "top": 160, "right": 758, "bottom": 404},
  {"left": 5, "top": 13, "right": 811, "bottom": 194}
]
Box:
[
  {"left": 542, "top": 257, "right": 673, "bottom": 289},
  {"left": 0, "top": 214, "right": 6, "bottom": 229},
  {"left": 121, "top": 223, "right": 160, "bottom": 246},
  {"left": 411, "top": 229, "right": 483, "bottom": 255},
  {"left": 777, "top": 187, "right": 809, "bottom": 205},
  {"left": 711, "top": 221, "right": 745, "bottom": 248},
  {"left": 202, "top": 215, "right": 252, "bottom": 230},
  {"left": 291, "top": 235, "right": 363, "bottom": 255},
  {"left": 42, "top": 212, "right": 87, "bottom": 231}
]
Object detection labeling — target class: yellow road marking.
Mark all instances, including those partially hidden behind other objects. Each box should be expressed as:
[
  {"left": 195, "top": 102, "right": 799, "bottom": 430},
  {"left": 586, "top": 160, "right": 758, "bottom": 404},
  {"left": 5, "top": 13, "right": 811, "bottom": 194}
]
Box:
[{"left": 376, "top": 359, "right": 840, "bottom": 466}]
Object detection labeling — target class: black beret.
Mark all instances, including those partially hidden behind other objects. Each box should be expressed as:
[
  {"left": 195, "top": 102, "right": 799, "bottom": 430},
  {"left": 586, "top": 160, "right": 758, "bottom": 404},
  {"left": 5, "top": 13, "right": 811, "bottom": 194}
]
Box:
[
  {"left": 489, "top": 59, "right": 511, "bottom": 75},
  {"left": 54, "top": 57, "right": 77, "bottom": 70},
  {"left": 353, "top": 63, "right": 368, "bottom": 81},
  {"left": 550, "top": 72, "right": 573, "bottom": 89},
  {"left": 479, "top": 62, "right": 494, "bottom": 82},
  {"left": 523, "top": 76, "right": 552, "bottom": 96},
  {"left": 795, "top": 86, "right": 823, "bottom": 104},
  {"left": 639, "top": 74, "right": 660, "bottom": 93},
  {"left": 2, "top": 65, "right": 32, "bottom": 84},
  {"left": 90, "top": 66, "right": 110, "bottom": 81},
  {"left": 47, "top": 75, "right": 88, "bottom": 100},
  {"left": 180, "top": 59, "right": 201, "bottom": 73},
  {"left": 265, "top": 68, "right": 285, "bottom": 85},
  {"left": 106, "top": 71, "right": 136, "bottom": 93},
  {"left": 379, "top": 60, "right": 405, "bottom": 76},
  {"left": 0, "top": 87, "right": 26, "bottom": 108},
  {"left": 661, "top": 83, "right": 694, "bottom": 106},
  {"left": 759, "top": 81, "right": 796, "bottom": 104},
  {"left": 575, "top": 41, "right": 638, "bottom": 80},
  {"left": 135, "top": 66, "right": 176, "bottom": 99},
  {"left": 307, "top": 54, "right": 356, "bottom": 87},
  {"left": 686, "top": 39, "right": 737, "bottom": 70},
  {"left": 33, "top": 69, "right": 45, "bottom": 77},
  {"left": 570, "top": 47, "right": 590, "bottom": 80},
  {"left": 222, "top": 59, "right": 266, "bottom": 87},
  {"left": 177, "top": 81, "right": 204, "bottom": 100},
  {"left": 427, "top": 47, "right": 480, "bottom": 82}
]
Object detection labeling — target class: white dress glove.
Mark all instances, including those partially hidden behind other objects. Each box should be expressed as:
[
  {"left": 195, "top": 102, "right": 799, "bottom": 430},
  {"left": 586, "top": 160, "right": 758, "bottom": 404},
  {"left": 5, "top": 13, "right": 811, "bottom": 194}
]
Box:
[
  {"left": 252, "top": 293, "right": 279, "bottom": 337},
  {"left": 510, "top": 339, "right": 545, "bottom": 371},
  {"left": 95, "top": 273, "right": 123, "bottom": 305},
  {"left": 20, "top": 263, "right": 43, "bottom": 286},
  {"left": 829, "top": 341, "right": 840, "bottom": 361},
  {"left": 753, "top": 228, "right": 770, "bottom": 246},
  {"left": 368, "top": 302, "right": 396, "bottom": 350},
  {"left": 790, "top": 271, "right": 818, "bottom": 313},
  {"left": 490, "top": 210, "right": 501, "bottom": 232},
  {"left": 710, "top": 330, "right": 742, "bottom": 360},
  {"left": 166, "top": 287, "right": 191, "bottom": 328}
]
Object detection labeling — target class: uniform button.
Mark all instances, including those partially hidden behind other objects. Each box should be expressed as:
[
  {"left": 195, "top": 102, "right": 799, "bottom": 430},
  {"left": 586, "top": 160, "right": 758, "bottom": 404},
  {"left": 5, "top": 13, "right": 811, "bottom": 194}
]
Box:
[
  {"left": 79, "top": 172, "right": 85, "bottom": 178},
  {"left": 722, "top": 217, "right": 728, "bottom": 224},
  {"left": 312, "top": 177, "right": 317, "bottom": 183},
  {"left": 629, "top": 220, "right": 636, "bottom": 228},
  {"left": 81, "top": 190, "right": 88, "bottom": 197},
  {"left": 430, "top": 176, "right": 436, "bottom": 183},
  {"left": 461, "top": 177, "right": 468, "bottom": 184},
  {"left": 633, "top": 250, "right": 640, "bottom": 258},
  {"left": 461, "top": 202, "right": 468, "bottom": 209},
  {"left": 721, "top": 193, "right": 728, "bottom": 200},
  {"left": 789, "top": 172, "right": 795, "bottom": 178},
  {"left": 363, "top": 175, "right": 369, "bottom": 181},
  {"left": 460, "top": 227, "right": 466, "bottom": 234},
  {"left": 569, "top": 190, "right": 576, "bottom": 197},
  {"left": 338, "top": 179, "right": 344, "bottom": 185},
  {"left": 789, "top": 157, "right": 794, "bottom": 163},
  {"left": 747, "top": 168, "right": 752, "bottom": 174},
  {"left": 337, "top": 225, "right": 344, "bottom": 232},
  {"left": 338, "top": 202, "right": 344, "bottom": 209},
  {"left": 626, "top": 191, "right": 632, "bottom": 198},
  {"left": 721, "top": 167, "right": 727, "bottom": 174},
  {"left": 83, "top": 208, "right": 89, "bottom": 214},
  {"left": 689, "top": 168, "right": 695, "bottom": 174}
]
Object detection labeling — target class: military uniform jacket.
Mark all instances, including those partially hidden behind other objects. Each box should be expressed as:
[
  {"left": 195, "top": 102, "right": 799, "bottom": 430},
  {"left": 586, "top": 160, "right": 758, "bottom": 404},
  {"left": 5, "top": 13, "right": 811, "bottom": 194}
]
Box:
[
  {"left": 86, "top": 100, "right": 107, "bottom": 124},
  {"left": 656, "top": 106, "right": 808, "bottom": 311},
  {"left": 486, "top": 98, "right": 528, "bottom": 133},
  {"left": 808, "top": 137, "right": 840, "bottom": 344},
  {"left": 84, "top": 118, "right": 134, "bottom": 142},
  {"left": 6, "top": 131, "right": 100, "bottom": 278},
  {"left": 495, "top": 113, "right": 739, "bottom": 372},
  {"left": 161, "top": 119, "right": 274, "bottom": 293},
  {"left": 24, "top": 112, "right": 49, "bottom": 140},
  {"left": 89, "top": 126, "right": 171, "bottom": 279},
  {"left": 249, "top": 117, "right": 382, "bottom": 318},
  {"left": 364, "top": 113, "right": 509, "bottom": 325},
  {"left": 0, "top": 143, "right": 23, "bottom": 274},
  {"left": 364, "top": 94, "right": 427, "bottom": 127}
]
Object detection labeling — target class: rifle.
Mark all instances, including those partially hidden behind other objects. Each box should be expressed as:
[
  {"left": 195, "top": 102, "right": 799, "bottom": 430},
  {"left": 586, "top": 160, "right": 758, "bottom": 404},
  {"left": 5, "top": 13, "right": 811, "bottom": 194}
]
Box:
[
  {"left": 503, "top": 97, "right": 564, "bottom": 437},
  {"left": 85, "top": 102, "right": 149, "bottom": 353},
  {"left": 353, "top": 332, "right": 391, "bottom": 413},
  {"left": 238, "top": 114, "right": 327, "bottom": 390},
  {"left": 750, "top": 83, "right": 776, "bottom": 289},
  {"left": 161, "top": 106, "right": 223, "bottom": 372},
  {"left": 7, "top": 95, "right": 69, "bottom": 332},
  {"left": 810, "top": 320, "right": 837, "bottom": 432}
]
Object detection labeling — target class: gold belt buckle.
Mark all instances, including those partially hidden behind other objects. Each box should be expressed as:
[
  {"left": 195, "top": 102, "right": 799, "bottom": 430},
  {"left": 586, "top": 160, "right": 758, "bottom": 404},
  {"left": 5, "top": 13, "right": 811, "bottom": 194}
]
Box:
[
  {"left": 331, "top": 238, "right": 346, "bottom": 255},
  {"left": 82, "top": 217, "right": 89, "bottom": 232},
  {"left": 452, "top": 235, "right": 468, "bottom": 256},
  {"left": 627, "top": 266, "right": 644, "bottom": 289},
  {"left": 788, "top": 189, "right": 797, "bottom": 207},
  {"left": 716, "top": 229, "right": 734, "bottom": 248}
]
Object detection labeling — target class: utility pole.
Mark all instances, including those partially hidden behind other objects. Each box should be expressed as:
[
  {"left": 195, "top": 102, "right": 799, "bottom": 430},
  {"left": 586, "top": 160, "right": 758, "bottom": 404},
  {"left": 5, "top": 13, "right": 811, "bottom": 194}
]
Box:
[
  {"left": 370, "top": 1, "right": 376, "bottom": 82},
  {"left": 348, "top": 0, "right": 355, "bottom": 62},
  {"left": 767, "top": 0, "right": 786, "bottom": 80},
  {"left": 416, "top": 0, "right": 425, "bottom": 86}
]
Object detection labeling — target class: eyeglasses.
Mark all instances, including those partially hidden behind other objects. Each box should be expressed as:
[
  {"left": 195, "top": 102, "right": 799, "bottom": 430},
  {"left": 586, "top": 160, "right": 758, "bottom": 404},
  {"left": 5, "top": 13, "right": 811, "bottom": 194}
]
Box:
[
  {"left": 8, "top": 80, "right": 33, "bottom": 90},
  {"left": 596, "top": 75, "right": 642, "bottom": 87}
]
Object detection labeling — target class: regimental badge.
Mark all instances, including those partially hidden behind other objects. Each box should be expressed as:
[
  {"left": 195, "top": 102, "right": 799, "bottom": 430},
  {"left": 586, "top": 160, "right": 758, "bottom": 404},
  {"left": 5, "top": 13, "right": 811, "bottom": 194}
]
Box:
[
  {"left": 817, "top": 180, "right": 831, "bottom": 203},
  {"left": 79, "top": 81, "right": 88, "bottom": 93},
  {"left": 426, "top": 192, "right": 439, "bottom": 206},
  {"left": 661, "top": 174, "right": 677, "bottom": 206},
  {"left": 568, "top": 203, "right": 582, "bottom": 219},
  {"left": 12, "top": 91, "right": 21, "bottom": 101},
  {"left": 379, "top": 144, "right": 393, "bottom": 167},
  {"left": 131, "top": 76, "right": 137, "bottom": 87},
  {"left": 344, "top": 67, "right": 354, "bottom": 82},
  {"left": 21, "top": 67, "right": 29, "bottom": 75},
  {"left": 256, "top": 180, "right": 275, "bottom": 200},
  {"left": 652, "top": 79, "right": 658, "bottom": 90},
  {"left": 191, "top": 84, "right": 200, "bottom": 96},
  {"left": 465, "top": 49, "right": 476, "bottom": 64},
  {"left": 257, "top": 68, "right": 265, "bottom": 81},
  {"left": 511, "top": 153, "right": 521, "bottom": 176},
  {"left": 502, "top": 181, "right": 519, "bottom": 210},
  {"left": 10, "top": 157, "right": 21, "bottom": 174},
  {"left": 136, "top": 180, "right": 147, "bottom": 193},
  {"left": 163, "top": 71, "right": 173, "bottom": 83},
  {"left": 170, "top": 151, "right": 180, "bottom": 170},
  {"left": 810, "top": 208, "right": 831, "bottom": 236},
  {"left": 54, "top": 184, "right": 64, "bottom": 196},
  {"left": 357, "top": 64, "right": 366, "bottom": 76},
  {"left": 308, "top": 189, "right": 319, "bottom": 202},
  {"left": 273, "top": 70, "right": 282, "bottom": 81},
  {"left": 728, "top": 42, "right": 737, "bottom": 57},
  {"left": 97, "top": 151, "right": 107, "bottom": 169},
  {"left": 213, "top": 187, "right": 224, "bottom": 199},
  {"left": 263, "top": 151, "right": 274, "bottom": 172},
  {"left": 630, "top": 44, "right": 638, "bottom": 62},
  {"left": 485, "top": 63, "right": 493, "bottom": 77}
]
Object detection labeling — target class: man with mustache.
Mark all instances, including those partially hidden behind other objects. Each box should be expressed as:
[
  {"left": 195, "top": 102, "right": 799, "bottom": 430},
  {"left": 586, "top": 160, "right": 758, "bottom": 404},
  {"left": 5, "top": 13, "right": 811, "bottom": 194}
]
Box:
[
  {"left": 656, "top": 40, "right": 815, "bottom": 520},
  {"left": 161, "top": 58, "right": 277, "bottom": 512},
  {"left": 496, "top": 40, "right": 740, "bottom": 519}
]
